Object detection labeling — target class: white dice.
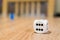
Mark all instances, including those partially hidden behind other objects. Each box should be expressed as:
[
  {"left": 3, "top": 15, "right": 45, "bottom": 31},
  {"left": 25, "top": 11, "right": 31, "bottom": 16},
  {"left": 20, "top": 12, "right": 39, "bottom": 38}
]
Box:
[{"left": 33, "top": 19, "right": 48, "bottom": 33}]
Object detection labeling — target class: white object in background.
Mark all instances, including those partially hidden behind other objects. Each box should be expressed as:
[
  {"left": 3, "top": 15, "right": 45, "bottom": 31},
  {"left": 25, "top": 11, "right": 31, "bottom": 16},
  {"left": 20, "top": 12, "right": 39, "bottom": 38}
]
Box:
[{"left": 33, "top": 19, "right": 48, "bottom": 33}]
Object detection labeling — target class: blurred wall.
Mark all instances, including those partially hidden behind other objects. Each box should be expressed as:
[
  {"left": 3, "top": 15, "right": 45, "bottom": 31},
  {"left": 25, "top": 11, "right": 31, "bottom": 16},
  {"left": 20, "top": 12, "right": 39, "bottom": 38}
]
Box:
[
  {"left": 55, "top": 0, "right": 60, "bottom": 13},
  {"left": 2, "top": 0, "right": 55, "bottom": 18}
]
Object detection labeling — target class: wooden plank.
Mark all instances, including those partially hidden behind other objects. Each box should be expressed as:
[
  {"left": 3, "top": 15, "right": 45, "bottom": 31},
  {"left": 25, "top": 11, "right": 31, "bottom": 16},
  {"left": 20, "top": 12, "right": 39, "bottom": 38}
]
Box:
[
  {"left": 2, "top": 0, "right": 7, "bottom": 17},
  {"left": 15, "top": 2, "right": 19, "bottom": 18},
  {"left": 20, "top": 2, "right": 24, "bottom": 16},
  {"left": 48, "top": 0, "right": 55, "bottom": 18},
  {"left": 31, "top": 2, "right": 35, "bottom": 17},
  {"left": 26, "top": 2, "right": 29, "bottom": 17},
  {"left": 37, "top": 2, "right": 41, "bottom": 17},
  {"left": 8, "top": 0, "right": 41, "bottom": 2},
  {"left": 2, "top": 0, "right": 8, "bottom": 22}
]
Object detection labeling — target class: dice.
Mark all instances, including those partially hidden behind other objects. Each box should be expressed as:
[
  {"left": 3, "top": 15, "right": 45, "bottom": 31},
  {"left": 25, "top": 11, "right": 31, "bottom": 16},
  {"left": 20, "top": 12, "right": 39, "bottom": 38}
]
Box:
[{"left": 33, "top": 19, "right": 48, "bottom": 33}]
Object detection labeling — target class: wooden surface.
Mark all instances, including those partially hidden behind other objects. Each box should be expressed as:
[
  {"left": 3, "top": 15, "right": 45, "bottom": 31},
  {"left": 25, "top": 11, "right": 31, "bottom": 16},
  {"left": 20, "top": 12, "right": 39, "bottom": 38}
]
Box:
[{"left": 0, "top": 17, "right": 60, "bottom": 40}]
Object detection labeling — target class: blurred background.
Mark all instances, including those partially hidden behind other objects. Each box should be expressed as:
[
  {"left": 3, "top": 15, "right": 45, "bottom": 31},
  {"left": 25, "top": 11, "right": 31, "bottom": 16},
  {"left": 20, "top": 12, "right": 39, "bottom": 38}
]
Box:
[{"left": 0, "top": 0, "right": 60, "bottom": 19}]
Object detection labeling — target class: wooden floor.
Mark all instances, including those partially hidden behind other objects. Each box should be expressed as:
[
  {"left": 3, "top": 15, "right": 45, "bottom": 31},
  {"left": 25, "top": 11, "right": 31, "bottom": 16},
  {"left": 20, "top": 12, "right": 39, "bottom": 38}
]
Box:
[{"left": 0, "top": 17, "right": 60, "bottom": 40}]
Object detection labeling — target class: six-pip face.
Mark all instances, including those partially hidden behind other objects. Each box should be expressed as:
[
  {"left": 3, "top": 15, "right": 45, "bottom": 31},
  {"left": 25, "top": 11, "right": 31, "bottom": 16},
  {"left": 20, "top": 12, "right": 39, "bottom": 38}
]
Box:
[
  {"left": 33, "top": 20, "right": 48, "bottom": 33},
  {"left": 36, "top": 23, "right": 44, "bottom": 31}
]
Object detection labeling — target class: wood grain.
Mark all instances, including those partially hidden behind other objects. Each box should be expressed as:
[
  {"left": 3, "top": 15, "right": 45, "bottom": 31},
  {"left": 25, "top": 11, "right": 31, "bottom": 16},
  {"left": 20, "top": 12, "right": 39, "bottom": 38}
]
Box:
[{"left": 0, "top": 17, "right": 60, "bottom": 40}]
